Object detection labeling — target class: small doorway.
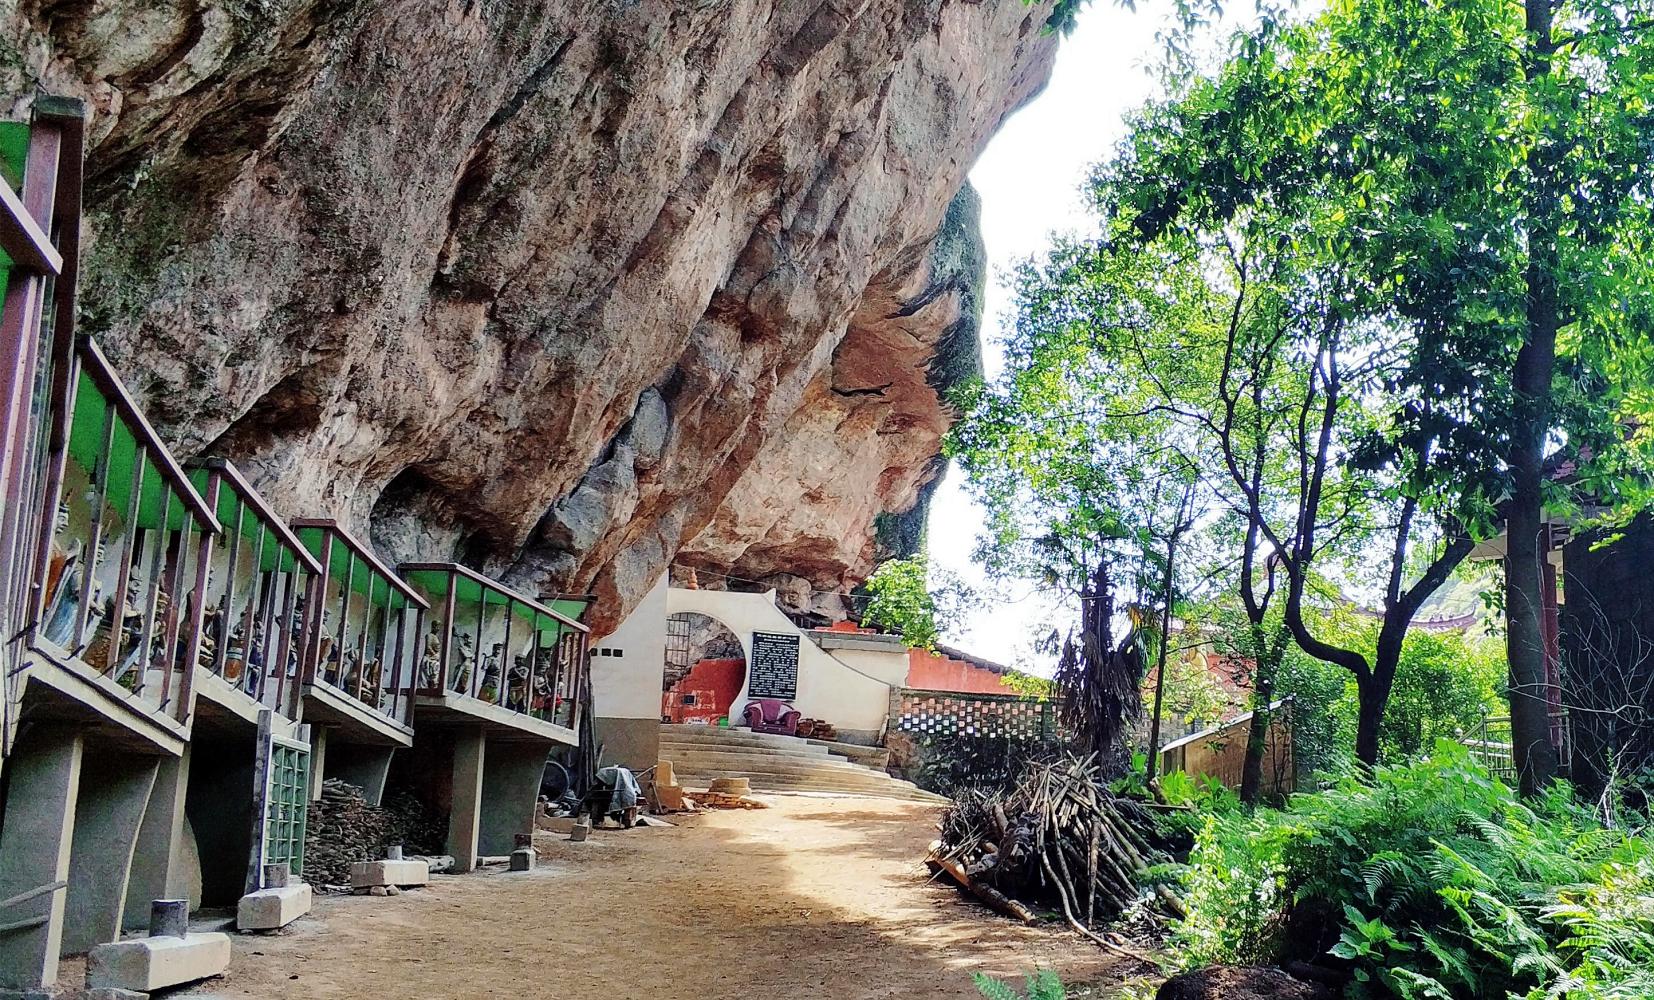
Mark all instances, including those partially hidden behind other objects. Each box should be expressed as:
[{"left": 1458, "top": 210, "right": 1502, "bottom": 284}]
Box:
[{"left": 661, "top": 612, "right": 745, "bottom": 726}]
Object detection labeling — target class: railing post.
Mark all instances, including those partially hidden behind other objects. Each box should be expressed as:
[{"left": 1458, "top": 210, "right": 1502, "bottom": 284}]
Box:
[{"left": 218, "top": 495, "right": 243, "bottom": 678}]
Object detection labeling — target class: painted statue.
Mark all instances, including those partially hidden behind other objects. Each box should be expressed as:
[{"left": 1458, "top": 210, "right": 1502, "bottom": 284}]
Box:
[
  {"left": 477, "top": 642, "right": 504, "bottom": 702},
  {"left": 418, "top": 620, "right": 442, "bottom": 689},
  {"left": 506, "top": 653, "right": 531, "bottom": 712},
  {"left": 448, "top": 630, "right": 475, "bottom": 693}
]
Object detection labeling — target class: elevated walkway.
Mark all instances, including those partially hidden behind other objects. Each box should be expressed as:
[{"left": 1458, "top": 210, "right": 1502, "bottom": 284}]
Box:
[{"left": 658, "top": 724, "right": 946, "bottom": 804}]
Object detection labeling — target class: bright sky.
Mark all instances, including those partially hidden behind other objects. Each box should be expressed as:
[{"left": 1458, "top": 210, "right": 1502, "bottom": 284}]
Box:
[{"left": 929, "top": 4, "right": 1172, "bottom": 672}]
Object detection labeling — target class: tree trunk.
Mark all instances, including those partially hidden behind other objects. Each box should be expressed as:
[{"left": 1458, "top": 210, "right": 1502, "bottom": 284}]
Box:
[
  {"left": 1507, "top": 490, "right": 1560, "bottom": 795},
  {"left": 1144, "top": 531, "right": 1181, "bottom": 781},
  {"left": 1353, "top": 622, "right": 1409, "bottom": 767},
  {"left": 1352, "top": 670, "right": 1391, "bottom": 767},
  {"left": 1507, "top": 0, "right": 1562, "bottom": 799},
  {"left": 1238, "top": 626, "right": 1281, "bottom": 807}
]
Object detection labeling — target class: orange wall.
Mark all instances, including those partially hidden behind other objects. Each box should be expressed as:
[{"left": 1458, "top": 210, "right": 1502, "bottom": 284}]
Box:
[{"left": 905, "top": 648, "right": 1016, "bottom": 695}]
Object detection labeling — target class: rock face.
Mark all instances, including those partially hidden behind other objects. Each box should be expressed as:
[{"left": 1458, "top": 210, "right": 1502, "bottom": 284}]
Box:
[{"left": 1, "top": 0, "right": 1058, "bottom": 630}]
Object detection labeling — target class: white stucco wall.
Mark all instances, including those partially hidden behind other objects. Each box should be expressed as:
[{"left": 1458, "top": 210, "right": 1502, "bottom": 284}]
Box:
[
  {"left": 665, "top": 588, "right": 894, "bottom": 739},
  {"left": 818, "top": 645, "right": 910, "bottom": 689},
  {"left": 589, "top": 573, "right": 667, "bottom": 720}
]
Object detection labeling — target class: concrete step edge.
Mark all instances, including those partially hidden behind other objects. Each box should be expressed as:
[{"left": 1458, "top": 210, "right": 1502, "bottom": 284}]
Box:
[
  {"left": 659, "top": 750, "right": 878, "bottom": 771},
  {"left": 671, "top": 769, "right": 922, "bottom": 791},
  {"left": 658, "top": 740, "right": 837, "bottom": 759}
]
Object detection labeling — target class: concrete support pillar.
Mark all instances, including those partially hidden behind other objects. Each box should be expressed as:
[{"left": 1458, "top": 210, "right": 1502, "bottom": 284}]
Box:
[
  {"left": 446, "top": 727, "right": 485, "bottom": 873},
  {"left": 308, "top": 726, "right": 328, "bottom": 802},
  {"left": 327, "top": 742, "right": 395, "bottom": 806},
  {"left": 0, "top": 726, "right": 84, "bottom": 988},
  {"left": 124, "top": 750, "right": 193, "bottom": 931},
  {"left": 62, "top": 752, "right": 160, "bottom": 955},
  {"left": 478, "top": 740, "right": 548, "bottom": 857}
]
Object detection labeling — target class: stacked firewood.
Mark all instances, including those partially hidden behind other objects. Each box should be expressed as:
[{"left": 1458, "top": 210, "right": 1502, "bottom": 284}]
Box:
[
  {"left": 305, "top": 779, "right": 395, "bottom": 889},
  {"left": 381, "top": 789, "right": 447, "bottom": 857},
  {"left": 928, "top": 755, "right": 1184, "bottom": 955},
  {"left": 303, "top": 781, "right": 448, "bottom": 889}
]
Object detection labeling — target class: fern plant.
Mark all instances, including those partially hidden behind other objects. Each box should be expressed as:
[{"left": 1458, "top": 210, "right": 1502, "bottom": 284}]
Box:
[
  {"left": 1168, "top": 740, "right": 1654, "bottom": 999},
  {"left": 973, "top": 970, "right": 1067, "bottom": 1000}
]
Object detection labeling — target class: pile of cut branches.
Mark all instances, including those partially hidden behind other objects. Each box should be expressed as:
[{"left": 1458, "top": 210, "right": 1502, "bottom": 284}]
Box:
[{"left": 927, "top": 754, "right": 1185, "bottom": 955}]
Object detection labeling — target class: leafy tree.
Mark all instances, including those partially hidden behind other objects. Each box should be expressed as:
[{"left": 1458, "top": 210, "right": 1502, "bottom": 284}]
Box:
[
  {"left": 971, "top": 198, "right": 1481, "bottom": 790},
  {"left": 861, "top": 555, "right": 941, "bottom": 649},
  {"left": 1271, "top": 605, "right": 1508, "bottom": 774},
  {"left": 983, "top": 0, "right": 1654, "bottom": 799},
  {"left": 949, "top": 262, "right": 1208, "bottom": 767},
  {"left": 1146, "top": 644, "right": 1230, "bottom": 734},
  {"left": 860, "top": 555, "right": 975, "bottom": 651},
  {"left": 1106, "top": 0, "right": 1654, "bottom": 796}
]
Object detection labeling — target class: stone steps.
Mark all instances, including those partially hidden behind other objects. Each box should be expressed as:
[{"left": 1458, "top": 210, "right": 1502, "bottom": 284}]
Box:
[
  {"left": 657, "top": 724, "right": 946, "bottom": 804},
  {"left": 659, "top": 726, "right": 892, "bottom": 766},
  {"left": 658, "top": 740, "right": 839, "bottom": 763},
  {"left": 671, "top": 768, "right": 947, "bottom": 803},
  {"left": 671, "top": 773, "right": 946, "bottom": 803},
  {"left": 663, "top": 749, "right": 888, "bottom": 777},
  {"left": 659, "top": 724, "right": 835, "bottom": 751}
]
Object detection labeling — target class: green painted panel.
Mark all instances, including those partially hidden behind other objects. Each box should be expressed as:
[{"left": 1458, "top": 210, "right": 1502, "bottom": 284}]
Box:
[
  {"left": 296, "top": 525, "right": 403, "bottom": 610},
  {"left": 264, "top": 740, "right": 309, "bottom": 877},
  {"left": 189, "top": 468, "right": 305, "bottom": 573},
  {"left": 69, "top": 369, "right": 195, "bottom": 533},
  {"left": 0, "top": 122, "right": 30, "bottom": 275},
  {"left": 0, "top": 122, "right": 27, "bottom": 190},
  {"left": 405, "top": 567, "right": 571, "bottom": 641},
  {"left": 549, "top": 597, "right": 593, "bottom": 623}
]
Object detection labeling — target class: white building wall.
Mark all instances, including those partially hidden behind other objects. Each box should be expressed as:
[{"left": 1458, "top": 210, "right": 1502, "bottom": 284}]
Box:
[
  {"left": 665, "top": 588, "right": 894, "bottom": 743},
  {"left": 825, "top": 647, "right": 910, "bottom": 689},
  {"left": 589, "top": 573, "right": 668, "bottom": 720}
]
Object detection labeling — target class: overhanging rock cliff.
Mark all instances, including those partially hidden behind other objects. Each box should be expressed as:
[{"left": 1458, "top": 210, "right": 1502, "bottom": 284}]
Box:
[{"left": 2, "top": 0, "right": 1058, "bottom": 631}]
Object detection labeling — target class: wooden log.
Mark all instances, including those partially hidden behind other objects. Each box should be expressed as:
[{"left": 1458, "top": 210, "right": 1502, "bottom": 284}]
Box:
[{"left": 928, "top": 855, "right": 1038, "bottom": 925}]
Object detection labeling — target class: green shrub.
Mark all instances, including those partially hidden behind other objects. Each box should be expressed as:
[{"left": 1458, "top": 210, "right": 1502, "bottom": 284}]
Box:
[{"left": 1168, "top": 742, "right": 1653, "bottom": 999}]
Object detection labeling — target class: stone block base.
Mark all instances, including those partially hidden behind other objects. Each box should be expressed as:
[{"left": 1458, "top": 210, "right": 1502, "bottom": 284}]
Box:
[
  {"left": 349, "top": 859, "right": 429, "bottom": 889},
  {"left": 86, "top": 934, "right": 231, "bottom": 992},
  {"left": 509, "top": 849, "right": 534, "bottom": 872},
  {"left": 236, "top": 883, "right": 313, "bottom": 931}
]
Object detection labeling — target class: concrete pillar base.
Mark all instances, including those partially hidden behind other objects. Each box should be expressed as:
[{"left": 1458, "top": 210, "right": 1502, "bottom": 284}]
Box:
[
  {"left": 0, "top": 726, "right": 83, "bottom": 989},
  {"left": 446, "top": 728, "right": 485, "bottom": 873},
  {"left": 235, "top": 883, "right": 312, "bottom": 931},
  {"left": 478, "top": 741, "right": 548, "bottom": 857},
  {"left": 508, "top": 849, "right": 534, "bottom": 872},
  {"left": 122, "top": 752, "right": 190, "bottom": 933},
  {"left": 85, "top": 933, "right": 230, "bottom": 992},
  {"left": 63, "top": 754, "right": 160, "bottom": 955}
]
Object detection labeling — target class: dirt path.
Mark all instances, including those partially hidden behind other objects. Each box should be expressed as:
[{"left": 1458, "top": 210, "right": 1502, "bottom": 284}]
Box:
[{"left": 177, "top": 795, "right": 1135, "bottom": 999}]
